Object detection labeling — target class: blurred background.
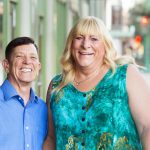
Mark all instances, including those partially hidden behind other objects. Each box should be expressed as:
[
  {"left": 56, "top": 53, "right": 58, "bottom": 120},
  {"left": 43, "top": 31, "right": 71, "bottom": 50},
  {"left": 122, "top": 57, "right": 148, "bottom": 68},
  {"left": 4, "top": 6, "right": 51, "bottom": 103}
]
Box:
[{"left": 0, "top": 0, "right": 150, "bottom": 99}]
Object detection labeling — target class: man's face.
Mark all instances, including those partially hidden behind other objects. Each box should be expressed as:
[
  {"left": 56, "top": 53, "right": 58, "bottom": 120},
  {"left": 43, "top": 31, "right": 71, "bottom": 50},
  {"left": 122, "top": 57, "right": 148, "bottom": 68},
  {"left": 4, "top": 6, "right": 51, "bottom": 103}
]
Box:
[{"left": 3, "top": 44, "right": 41, "bottom": 86}]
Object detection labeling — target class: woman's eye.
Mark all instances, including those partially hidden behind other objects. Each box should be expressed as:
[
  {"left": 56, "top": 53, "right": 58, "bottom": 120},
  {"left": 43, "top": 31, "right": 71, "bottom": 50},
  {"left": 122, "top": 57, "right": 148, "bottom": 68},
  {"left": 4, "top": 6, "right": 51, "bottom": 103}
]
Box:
[
  {"left": 91, "top": 38, "right": 98, "bottom": 41},
  {"left": 75, "top": 36, "right": 82, "bottom": 40}
]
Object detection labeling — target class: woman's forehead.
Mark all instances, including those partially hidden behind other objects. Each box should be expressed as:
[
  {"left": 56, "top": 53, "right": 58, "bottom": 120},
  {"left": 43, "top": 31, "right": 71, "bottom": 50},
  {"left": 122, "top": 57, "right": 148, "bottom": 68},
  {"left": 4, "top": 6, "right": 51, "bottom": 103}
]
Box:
[
  {"left": 74, "top": 23, "right": 101, "bottom": 36},
  {"left": 74, "top": 30, "right": 101, "bottom": 37}
]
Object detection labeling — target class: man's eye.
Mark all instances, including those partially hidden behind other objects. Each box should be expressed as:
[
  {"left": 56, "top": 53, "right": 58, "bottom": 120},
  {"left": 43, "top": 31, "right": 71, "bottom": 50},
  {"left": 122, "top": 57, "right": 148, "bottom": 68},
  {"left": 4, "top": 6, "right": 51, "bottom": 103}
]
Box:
[
  {"left": 31, "top": 56, "right": 37, "bottom": 59},
  {"left": 16, "top": 55, "right": 23, "bottom": 58}
]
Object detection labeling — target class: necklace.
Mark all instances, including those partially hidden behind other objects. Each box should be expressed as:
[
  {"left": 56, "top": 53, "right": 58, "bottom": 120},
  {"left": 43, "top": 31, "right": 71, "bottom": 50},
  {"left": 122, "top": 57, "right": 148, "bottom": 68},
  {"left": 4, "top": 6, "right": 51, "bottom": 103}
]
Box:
[{"left": 73, "top": 66, "right": 105, "bottom": 86}]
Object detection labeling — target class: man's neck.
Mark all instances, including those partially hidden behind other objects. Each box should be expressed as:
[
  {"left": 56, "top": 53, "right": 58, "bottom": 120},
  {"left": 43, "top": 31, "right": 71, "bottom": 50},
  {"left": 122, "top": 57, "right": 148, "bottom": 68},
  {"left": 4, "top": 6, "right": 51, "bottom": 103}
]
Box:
[
  {"left": 17, "top": 87, "right": 31, "bottom": 105},
  {"left": 8, "top": 78, "right": 31, "bottom": 105}
]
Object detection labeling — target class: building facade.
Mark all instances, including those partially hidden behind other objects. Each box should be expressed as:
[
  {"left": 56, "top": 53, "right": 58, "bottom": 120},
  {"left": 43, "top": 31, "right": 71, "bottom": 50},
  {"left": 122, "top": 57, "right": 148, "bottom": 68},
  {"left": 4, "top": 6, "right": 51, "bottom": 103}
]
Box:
[
  {"left": 0, "top": 0, "right": 109, "bottom": 99},
  {"left": 2, "top": 0, "right": 144, "bottom": 99}
]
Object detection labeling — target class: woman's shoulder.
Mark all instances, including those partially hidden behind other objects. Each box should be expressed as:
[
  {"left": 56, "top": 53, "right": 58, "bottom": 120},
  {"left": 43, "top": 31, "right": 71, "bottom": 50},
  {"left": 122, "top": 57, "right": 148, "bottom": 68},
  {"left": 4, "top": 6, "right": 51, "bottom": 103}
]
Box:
[
  {"left": 51, "top": 74, "right": 63, "bottom": 88},
  {"left": 116, "top": 64, "right": 129, "bottom": 71},
  {"left": 126, "top": 64, "right": 143, "bottom": 82},
  {"left": 117, "top": 64, "right": 141, "bottom": 74},
  {"left": 115, "top": 64, "right": 142, "bottom": 80},
  {"left": 51, "top": 74, "right": 63, "bottom": 82},
  {"left": 112, "top": 64, "right": 129, "bottom": 77}
]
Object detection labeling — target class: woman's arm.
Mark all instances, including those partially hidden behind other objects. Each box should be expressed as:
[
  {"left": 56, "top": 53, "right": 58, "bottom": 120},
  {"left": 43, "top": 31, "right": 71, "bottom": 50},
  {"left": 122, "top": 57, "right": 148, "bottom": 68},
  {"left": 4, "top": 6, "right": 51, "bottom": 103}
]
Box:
[
  {"left": 127, "top": 64, "right": 150, "bottom": 149},
  {"left": 43, "top": 82, "right": 56, "bottom": 150}
]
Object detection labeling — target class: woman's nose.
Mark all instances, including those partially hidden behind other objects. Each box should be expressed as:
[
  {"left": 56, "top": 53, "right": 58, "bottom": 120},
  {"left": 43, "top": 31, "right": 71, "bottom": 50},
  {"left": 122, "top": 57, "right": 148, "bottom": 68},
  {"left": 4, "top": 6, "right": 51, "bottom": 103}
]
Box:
[{"left": 82, "top": 39, "right": 91, "bottom": 49}]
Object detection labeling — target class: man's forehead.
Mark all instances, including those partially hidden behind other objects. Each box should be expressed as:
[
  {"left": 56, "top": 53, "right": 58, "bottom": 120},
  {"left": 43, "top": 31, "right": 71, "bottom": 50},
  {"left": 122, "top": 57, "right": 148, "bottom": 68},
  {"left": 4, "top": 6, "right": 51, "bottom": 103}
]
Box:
[{"left": 13, "top": 44, "right": 38, "bottom": 54}]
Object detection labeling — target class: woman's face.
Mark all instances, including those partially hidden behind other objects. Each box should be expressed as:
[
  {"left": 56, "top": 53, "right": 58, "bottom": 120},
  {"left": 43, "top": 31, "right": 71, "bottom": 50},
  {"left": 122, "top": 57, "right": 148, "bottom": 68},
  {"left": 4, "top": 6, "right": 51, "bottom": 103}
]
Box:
[{"left": 71, "top": 34, "right": 105, "bottom": 69}]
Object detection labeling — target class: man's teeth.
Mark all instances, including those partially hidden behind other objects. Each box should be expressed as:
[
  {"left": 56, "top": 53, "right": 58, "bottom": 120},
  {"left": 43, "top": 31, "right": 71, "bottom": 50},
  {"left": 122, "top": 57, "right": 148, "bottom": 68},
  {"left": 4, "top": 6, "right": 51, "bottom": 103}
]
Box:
[{"left": 21, "top": 68, "right": 32, "bottom": 72}]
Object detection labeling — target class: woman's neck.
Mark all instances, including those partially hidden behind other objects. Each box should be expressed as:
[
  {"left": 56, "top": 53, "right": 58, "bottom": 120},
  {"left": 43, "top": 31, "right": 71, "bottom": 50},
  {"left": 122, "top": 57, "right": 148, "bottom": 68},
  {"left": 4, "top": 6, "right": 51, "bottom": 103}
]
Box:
[{"left": 74, "top": 65, "right": 105, "bottom": 87}]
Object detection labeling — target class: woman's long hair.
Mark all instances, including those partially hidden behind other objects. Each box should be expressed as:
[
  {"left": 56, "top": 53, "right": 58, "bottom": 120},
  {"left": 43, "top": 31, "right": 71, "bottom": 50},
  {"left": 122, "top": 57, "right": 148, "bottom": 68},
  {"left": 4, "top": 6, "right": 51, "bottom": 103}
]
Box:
[{"left": 55, "top": 16, "right": 135, "bottom": 92}]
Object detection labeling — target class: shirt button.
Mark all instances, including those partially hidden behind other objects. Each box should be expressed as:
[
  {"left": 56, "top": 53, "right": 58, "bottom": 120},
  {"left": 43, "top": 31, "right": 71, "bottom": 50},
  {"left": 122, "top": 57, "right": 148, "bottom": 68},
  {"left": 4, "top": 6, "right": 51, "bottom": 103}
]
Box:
[
  {"left": 25, "top": 126, "right": 29, "bottom": 130},
  {"left": 26, "top": 144, "right": 30, "bottom": 148},
  {"left": 82, "top": 130, "right": 85, "bottom": 133},
  {"left": 83, "top": 94, "right": 86, "bottom": 97},
  {"left": 19, "top": 97, "right": 21, "bottom": 100},
  {"left": 82, "top": 117, "right": 85, "bottom": 121},
  {"left": 82, "top": 106, "right": 85, "bottom": 110},
  {"left": 81, "top": 142, "right": 85, "bottom": 146}
]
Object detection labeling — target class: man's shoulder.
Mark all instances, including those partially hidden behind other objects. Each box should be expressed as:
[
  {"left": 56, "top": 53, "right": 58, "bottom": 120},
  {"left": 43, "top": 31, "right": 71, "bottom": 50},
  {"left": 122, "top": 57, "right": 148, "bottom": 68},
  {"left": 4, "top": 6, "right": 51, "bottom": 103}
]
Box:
[
  {"left": 35, "top": 97, "right": 48, "bottom": 113},
  {"left": 0, "top": 87, "right": 4, "bottom": 100},
  {"left": 36, "top": 97, "right": 47, "bottom": 106},
  {"left": 0, "top": 87, "right": 3, "bottom": 94}
]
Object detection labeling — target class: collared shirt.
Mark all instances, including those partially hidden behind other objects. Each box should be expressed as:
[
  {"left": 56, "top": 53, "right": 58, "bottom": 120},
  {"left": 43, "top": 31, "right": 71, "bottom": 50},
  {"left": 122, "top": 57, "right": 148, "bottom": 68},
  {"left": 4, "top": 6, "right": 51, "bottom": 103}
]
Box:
[{"left": 0, "top": 79, "right": 48, "bottom": 150}]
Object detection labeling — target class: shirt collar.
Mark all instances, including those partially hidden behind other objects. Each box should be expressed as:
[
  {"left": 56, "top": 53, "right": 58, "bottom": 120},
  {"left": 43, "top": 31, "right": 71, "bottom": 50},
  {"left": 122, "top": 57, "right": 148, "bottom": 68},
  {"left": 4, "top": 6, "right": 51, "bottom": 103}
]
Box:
[
  {"left": 30, "top": 88, "right": 38, "bottom": 103},
  {"left": 0, "top": 88, "right": 4, "bottom": 101},
  {"left": 1, "top": 79, "right": 38, "bottom": 103}
]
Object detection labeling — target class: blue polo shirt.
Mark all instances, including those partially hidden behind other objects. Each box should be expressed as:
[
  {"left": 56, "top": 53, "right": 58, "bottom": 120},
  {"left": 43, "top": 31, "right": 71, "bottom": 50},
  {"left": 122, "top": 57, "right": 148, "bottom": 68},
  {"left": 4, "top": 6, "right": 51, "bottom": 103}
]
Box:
[{"left": 0, "top": 79, "right": 48, "bottom": 150}]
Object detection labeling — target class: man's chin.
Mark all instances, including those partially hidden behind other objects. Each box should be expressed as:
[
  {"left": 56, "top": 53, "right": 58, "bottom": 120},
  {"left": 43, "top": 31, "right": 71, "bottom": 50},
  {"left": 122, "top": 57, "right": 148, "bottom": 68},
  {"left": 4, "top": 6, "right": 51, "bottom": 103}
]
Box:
[{"left": 19, "top": 79, "right": 35, "bottom": 84}]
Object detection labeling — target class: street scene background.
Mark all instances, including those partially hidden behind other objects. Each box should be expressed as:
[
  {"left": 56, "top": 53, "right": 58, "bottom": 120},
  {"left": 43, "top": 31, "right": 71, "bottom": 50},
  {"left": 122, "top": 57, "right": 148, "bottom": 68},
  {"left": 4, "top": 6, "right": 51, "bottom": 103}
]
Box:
[{"left": 0, "top": 0, "right": 150, "bottom": 99}]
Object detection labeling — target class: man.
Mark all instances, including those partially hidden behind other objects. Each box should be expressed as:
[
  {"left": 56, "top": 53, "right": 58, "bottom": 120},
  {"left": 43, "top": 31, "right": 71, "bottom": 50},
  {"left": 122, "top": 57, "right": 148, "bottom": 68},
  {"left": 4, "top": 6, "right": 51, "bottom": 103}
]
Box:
[{"left": 0, "top": 37, "right": 48, "bottom": 150}]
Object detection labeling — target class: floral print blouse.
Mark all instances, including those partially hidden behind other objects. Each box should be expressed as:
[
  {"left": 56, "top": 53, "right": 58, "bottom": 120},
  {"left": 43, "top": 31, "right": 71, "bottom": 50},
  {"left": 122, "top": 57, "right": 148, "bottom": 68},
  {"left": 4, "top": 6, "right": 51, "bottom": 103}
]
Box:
[{"left": 48, "top": 64, "right": 142, "bottom": 150}]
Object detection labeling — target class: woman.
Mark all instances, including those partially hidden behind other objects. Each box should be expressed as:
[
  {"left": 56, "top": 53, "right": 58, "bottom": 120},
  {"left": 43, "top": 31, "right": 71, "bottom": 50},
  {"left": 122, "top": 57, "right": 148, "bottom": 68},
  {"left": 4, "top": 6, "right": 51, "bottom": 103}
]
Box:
[{"left": 43, "top": 16, "right": 150, "bottom": 150}]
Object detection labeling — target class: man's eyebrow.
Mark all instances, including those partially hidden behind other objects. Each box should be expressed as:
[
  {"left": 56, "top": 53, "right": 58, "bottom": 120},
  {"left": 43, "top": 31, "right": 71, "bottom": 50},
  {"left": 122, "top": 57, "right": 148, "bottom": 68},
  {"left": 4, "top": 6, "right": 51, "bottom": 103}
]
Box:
[{"left": 14, "top": 52, "right": 24, "bottom": 55}]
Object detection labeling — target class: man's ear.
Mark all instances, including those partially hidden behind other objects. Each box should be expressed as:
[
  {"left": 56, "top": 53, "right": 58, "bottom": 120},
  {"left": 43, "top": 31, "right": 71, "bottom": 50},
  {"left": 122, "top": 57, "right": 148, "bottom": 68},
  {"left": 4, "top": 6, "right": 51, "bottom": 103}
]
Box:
[
  {"left": 38, "top": 62, "right": 41, "bottom": 71},
  {"left": 2, "top": 59, "right": 10, "bottom": 73}
]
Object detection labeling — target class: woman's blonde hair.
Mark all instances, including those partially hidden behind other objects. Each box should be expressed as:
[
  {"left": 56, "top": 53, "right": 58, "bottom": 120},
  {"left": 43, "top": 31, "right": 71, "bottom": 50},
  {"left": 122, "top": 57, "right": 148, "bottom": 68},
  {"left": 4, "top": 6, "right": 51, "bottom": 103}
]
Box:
[{"left": 56, "top": 16, "right": 135, "bottom": 91}]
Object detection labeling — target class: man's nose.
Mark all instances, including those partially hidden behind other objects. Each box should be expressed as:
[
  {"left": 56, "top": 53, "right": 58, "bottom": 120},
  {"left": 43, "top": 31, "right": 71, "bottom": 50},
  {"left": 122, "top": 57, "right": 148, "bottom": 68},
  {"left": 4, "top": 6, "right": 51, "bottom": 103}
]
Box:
[{"left": 23, "top": 56, "right": 32, "bottom": 64}]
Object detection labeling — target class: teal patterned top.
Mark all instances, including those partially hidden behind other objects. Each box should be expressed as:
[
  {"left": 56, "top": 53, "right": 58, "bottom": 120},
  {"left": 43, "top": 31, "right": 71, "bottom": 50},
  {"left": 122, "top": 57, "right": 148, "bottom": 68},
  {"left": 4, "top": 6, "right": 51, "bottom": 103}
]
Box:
[{"left": 49, "top": 64, "right": 142, "bottom": 150}]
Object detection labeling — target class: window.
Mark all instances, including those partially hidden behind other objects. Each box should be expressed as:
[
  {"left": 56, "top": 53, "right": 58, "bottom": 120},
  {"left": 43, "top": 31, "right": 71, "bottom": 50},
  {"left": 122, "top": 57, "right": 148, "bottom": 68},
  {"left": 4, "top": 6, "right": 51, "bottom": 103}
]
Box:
[
  {"left": 0, "top": 1, "right": 3, "bottom": 84},
  {"left": 10, "top": 1, "right": 17, "bottom": 39},
  {"left": 0, "top": 1, "right": 3, "bottom": 60},
  {"left": 37, "top": 16, "right": 44, "bottom": 97}
]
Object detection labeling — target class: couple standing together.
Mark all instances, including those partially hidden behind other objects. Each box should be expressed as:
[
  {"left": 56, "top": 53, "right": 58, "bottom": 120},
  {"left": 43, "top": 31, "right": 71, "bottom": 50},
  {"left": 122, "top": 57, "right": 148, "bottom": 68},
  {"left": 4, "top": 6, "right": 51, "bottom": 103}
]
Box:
[{"left": 1, "top": 16, "right": 150, "bottom": 150}]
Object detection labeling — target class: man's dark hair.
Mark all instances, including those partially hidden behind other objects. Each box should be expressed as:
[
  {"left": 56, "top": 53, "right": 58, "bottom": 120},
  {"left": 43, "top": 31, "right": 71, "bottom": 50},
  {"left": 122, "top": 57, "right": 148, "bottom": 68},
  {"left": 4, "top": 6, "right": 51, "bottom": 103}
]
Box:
[{"left": 5, "top": 36, "right": 38, "bottom": 61}]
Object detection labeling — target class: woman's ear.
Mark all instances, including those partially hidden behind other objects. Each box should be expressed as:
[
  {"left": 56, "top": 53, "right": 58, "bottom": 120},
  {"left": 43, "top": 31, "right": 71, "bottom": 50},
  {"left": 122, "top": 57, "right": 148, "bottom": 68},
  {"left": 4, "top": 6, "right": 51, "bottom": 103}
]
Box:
[{"left": 2, "top": 59, "right": 10, "bottom": 73}]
